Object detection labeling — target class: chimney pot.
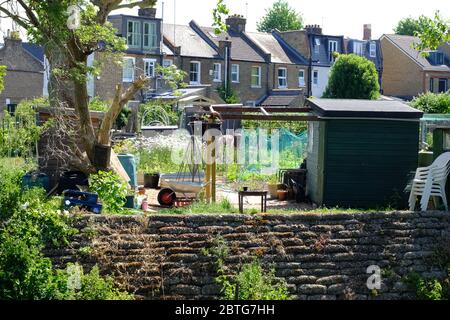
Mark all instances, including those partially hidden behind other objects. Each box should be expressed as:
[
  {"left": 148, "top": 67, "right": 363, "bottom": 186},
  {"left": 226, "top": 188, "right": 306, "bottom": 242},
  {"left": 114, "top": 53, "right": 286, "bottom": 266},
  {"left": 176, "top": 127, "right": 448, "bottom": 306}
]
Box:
[
  {"left": 138, "top": 7, "right": 157, "bottom": 18},
  {"left": 226, "top": 14, "right": 247, "bottom": 33},
  {"left": 363, "top": 24, "right": 372, "bottom": 41}
]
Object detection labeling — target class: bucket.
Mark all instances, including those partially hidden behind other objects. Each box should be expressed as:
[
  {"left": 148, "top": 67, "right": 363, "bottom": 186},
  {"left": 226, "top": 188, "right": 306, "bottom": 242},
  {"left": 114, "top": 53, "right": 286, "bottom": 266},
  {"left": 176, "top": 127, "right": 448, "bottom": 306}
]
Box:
[
  {"left": 117, "top": 154, "right": 138, "bottom": 188},
  {"left": 22, "top": 172, "right": 50, "bottom": 192}
]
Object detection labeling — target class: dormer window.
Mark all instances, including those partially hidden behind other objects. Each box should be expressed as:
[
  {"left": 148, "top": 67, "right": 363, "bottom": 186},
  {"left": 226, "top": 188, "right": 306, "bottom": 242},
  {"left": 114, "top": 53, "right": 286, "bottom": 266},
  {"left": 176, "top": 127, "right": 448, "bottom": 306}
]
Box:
[
  {"left": 353, "top": 42, "right": 363, "bottom": 56},
  {"left": 127, "top": 20, "right": 141, "bottom": 48},
  {"left": 143, "top": 22, "right": 157, "bottom": 50},
  {"left": 370, "top": 42, "right": 376, "bottom": 57},
  {"left": 328, "top": 40, "right": 338, "bottom": 62},
  {"left": 436, "top": 52, "right": 444, "bottom": 65},
  {"left": 426, "top": 51, "right": 444, "bottom": 65},
  {"left": 314, "top": 38, "right": 320, "bottom": 54}
]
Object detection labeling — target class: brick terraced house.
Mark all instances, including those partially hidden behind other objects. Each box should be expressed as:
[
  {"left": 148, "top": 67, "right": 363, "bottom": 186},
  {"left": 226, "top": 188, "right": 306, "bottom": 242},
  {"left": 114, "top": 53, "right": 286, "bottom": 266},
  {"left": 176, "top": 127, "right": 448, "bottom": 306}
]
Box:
[{"left": 380, "top": 34, "right": 450, "bottom": 99}]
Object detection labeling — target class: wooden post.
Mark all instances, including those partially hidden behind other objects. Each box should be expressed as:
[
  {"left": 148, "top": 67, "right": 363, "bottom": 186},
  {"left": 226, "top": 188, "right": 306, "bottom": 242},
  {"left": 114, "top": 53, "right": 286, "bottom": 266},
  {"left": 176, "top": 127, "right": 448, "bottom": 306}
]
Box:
[{"left": 205, "top": 120, "right": 212, "bottom": 203}]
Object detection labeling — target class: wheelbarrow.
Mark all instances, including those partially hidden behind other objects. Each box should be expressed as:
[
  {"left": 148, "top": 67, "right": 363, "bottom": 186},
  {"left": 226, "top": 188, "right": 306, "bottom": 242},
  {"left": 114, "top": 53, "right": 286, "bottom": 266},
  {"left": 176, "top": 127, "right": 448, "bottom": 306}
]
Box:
[{"left": 157, "top": 172, "right": 208, "bottom": 207}]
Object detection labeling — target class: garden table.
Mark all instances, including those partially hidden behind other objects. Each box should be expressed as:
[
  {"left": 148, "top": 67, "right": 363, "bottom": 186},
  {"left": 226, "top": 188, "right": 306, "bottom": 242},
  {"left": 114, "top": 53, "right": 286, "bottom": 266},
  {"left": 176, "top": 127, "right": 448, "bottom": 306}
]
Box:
[{"left": 238, "top": 191, "right": 268, "bottom": 214}]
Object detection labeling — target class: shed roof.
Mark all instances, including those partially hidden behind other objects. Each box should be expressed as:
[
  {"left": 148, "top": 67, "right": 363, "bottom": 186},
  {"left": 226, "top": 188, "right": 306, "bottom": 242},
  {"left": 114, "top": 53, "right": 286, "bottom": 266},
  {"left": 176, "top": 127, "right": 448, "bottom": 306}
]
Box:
[{"left": 306, "top": 98, "right": 423, "bottom": 119}]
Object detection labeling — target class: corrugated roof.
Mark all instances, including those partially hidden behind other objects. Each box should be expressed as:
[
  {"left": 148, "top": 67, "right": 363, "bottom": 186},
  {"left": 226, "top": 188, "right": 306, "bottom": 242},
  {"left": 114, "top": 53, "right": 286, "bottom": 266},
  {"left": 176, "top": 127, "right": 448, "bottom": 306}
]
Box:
[
  {"left": 163, "top": 24, "right": 218, "bottom": 58},
  {"left": 306, "top": 98, "right": 423, "bottom": 119},
  {"left": 199, "top": 26, "right": 266, "bottom": 62},
  {"left": 246, "top": 32, "right": 305, "bottom": 64},
  {"left": 384, "top": 34, "right": 450, "bottom": 72}
]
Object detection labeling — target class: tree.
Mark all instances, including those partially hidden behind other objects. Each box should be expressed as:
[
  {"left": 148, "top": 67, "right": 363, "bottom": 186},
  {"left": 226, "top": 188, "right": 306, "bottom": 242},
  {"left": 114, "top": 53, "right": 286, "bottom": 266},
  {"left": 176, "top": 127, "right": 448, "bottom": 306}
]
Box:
[
  {"left": 394, "top": 16, "right": 428, "bottom": 36},
  {"left": 414, "top": 11, "right": 449, "bottom": 52},
  {"left": 323, "top": 54, "right": 380, "bottom": 100},
  {"left": 257, "top": 0, "right": 303, "bottom": 33},
  {"left": 0, "top": 0, "right": 228, "bottom": 174}
]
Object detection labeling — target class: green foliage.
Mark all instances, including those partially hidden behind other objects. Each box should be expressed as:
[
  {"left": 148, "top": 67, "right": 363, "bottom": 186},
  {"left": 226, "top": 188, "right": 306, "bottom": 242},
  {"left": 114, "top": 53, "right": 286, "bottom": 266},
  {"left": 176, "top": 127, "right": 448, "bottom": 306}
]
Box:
[
  {"left": 394, "top": 15, "right": 430, "bottom": 36},
  {"left": 204, "top": 237, "right": 291, "bottom": 300},
  {"left": 159, "top": 199, "right": 256, "bottom": 214},
  {"left": 414, "top": 11, "right": 449, "bottom": 52},
  {"left": 89, "top": 171, "right": 128, "bottom": 214},
  {"left": 217, "top": 84, "right": 240, "bottom": 104},
  {"left": 212, "top": 0, "right": 230, "bottom": 35},
  {"left": 219, "top": 261, "right": 291, "bottom": 300},
  {"left": 323, "top": 54, "right": 380, "bottom": 100},
  {"left": 410, "top": 92, "right": 450, "bottom": 114},
  {"left": 0, "top": 65, "right": 6, "bottom": 93},
  {"left": 156, "top": 64, "right": 187, "bottom": 96},
  {"left": 242, "top": 120, "right": 307, "bottom": 134},
  {"left": 405, "top": 270, "right": 450, "bottom": 300},
  {"left": 136, "top": 147, "right": 179, "bottom": 175},
  {"left": 115, "top": 106, "right": 131, "bottom": 130},
  {"left": 257, "top": 0, "right": 303, "bottom": 33},
  {"left": 139, "top": 100, "right": 180, "bottom": 127},
  {"left": 0, "top": 97, "right": 49, "bottom": 158},
  {"left": 89, "top": 96, "right": 109, "bottom": 112}
]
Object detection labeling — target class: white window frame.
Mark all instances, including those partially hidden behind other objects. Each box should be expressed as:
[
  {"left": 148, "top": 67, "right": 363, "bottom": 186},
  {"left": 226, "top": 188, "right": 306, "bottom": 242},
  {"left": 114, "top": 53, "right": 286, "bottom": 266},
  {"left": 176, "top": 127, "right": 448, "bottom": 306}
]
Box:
[
  {"left": 143, "top": 21, "right": 157, "bottom": 50},
  {"left": 314, "top": 38, "right": 320, "bottom": 54},
  {"left": 143, "top": 58, "right": 157, "bottom": 78},
  {"left": 278, "top": 67, "right": 288, "bottom": 89},
  {"left": 328, "top": 40, "right": 338, "bottom": 62},
  {"left": 122, "top": 57, "right": 135, "bottom": 82},
  {"left": 353, "top": 42, "right": 363, "bottom": 56},
  {"left": 189, "top": 61, "right": 201, "bottom": 85},
  {"left": 369, "top": 42, "right": 377, "bottom": 58},
  {"left": 231, "top": 64, "right": 240, "bottom": 83},
  {"left": 127, "top": 20, "right": 141, "bottom": 48},
  {"left": 163, "top": 59, "right": 173, "bottom": 67},
  {"left": 213, "top": 63, "right": 222, "bottom": 82},
  {"left": 251, "top": 66, "right": 262, "bottom": 88},
  {"left": 438, "top": 78, "right": 448, "bottom": 93},
  {"left": 313, "top": 70, "right": 319, "bottom": 86},
  {"left": 298, "top": 69, "right": 306, "bottom": 87}
]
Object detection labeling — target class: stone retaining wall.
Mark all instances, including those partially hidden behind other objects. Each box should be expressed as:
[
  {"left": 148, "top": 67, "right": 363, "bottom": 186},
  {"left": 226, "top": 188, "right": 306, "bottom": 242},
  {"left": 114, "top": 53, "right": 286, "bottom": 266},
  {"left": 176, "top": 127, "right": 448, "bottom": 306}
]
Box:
[{"left": 46, "top": 212, "right": 450, "bottom": 300}]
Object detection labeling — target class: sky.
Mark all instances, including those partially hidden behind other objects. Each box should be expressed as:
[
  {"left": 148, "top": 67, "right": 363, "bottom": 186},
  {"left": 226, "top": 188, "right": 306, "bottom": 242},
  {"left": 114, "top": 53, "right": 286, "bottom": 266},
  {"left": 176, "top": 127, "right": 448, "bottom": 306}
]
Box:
[{"left": 0, "top": 0, "right": 449, "bottom": 40}]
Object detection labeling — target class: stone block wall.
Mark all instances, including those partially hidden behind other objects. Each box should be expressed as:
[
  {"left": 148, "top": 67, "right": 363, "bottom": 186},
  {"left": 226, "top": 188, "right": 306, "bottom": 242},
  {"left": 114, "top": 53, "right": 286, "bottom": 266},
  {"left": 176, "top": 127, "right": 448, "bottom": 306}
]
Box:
[{"left": 46, "top": 212, "right": 450, "bottom": 300}]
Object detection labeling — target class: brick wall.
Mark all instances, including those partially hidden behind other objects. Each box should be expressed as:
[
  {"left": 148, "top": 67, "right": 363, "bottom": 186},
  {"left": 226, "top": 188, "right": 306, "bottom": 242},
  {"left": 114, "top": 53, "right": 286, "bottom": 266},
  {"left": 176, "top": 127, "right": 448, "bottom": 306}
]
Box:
[
  {"left": 380, "top": 37, "right": 424, "bottom": 97},
  {"left": 0, "top": 38, "right": 44, "bottom": 106},
  {"left": 47, "top": 211, "right": 450, "bottom": 300}
]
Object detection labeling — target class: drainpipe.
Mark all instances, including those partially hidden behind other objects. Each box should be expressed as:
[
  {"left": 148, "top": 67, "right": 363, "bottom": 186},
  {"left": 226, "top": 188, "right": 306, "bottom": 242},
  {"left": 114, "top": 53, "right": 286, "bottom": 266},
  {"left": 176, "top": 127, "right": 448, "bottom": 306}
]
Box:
[{"left": 224, "top": 46, "right": 229, "bottom": 93}]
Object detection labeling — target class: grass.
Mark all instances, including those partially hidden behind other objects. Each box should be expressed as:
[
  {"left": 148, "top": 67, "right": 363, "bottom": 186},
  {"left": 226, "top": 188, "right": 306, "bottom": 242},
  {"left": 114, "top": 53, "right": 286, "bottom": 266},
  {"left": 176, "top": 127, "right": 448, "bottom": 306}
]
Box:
[{"left": 158, "top": 199, "right": 391, "bottom": 215}]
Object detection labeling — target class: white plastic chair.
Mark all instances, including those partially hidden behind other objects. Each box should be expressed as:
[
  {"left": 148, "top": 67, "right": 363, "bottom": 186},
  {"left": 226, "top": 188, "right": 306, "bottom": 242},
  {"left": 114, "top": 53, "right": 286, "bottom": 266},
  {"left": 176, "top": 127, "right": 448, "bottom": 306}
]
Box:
[{"left": 409, "top": 152, "right": 450, "bottom": 211}]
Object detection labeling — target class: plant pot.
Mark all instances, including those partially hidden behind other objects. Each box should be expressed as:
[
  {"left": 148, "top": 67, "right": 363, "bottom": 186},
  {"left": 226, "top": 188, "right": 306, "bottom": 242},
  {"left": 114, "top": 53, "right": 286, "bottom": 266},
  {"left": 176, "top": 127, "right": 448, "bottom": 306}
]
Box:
[
  {"left": 124, "top": 195, "right": 135, "bottom": 209},
  {"left": 144, "top": 173, "right": 160, "bottom": 189},
  {"left": 268, "top": 183, "right": 283, "bottom": 199},
  {"left": 277, "top": 190, "right": 288, "bottom": 201}
]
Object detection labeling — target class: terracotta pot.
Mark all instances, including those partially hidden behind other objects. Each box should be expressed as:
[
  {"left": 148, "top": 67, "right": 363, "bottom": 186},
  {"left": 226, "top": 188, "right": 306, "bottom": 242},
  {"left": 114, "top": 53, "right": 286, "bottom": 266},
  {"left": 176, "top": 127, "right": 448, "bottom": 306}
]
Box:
[{"left": 277, "top": 190, "right": 288, "bottom": 201}]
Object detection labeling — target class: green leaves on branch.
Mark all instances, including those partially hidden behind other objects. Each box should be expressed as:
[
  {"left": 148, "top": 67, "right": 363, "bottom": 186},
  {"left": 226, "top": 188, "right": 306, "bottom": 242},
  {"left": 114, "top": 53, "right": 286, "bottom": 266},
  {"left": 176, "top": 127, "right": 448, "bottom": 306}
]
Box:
[
  {"left": 89, "top": 171, "right": 128, "bottom": 214},
  {"left": 0, "top": 65, "right": 6, "bottom": 93},
  {"left": 213, "top": 0, "right": 230, "bottom": 35},
  {"left": 323, "top": 54, "right": 380, "bottom": 100},
  {"left": 414, "top": 11, "right": 449, "bottom": 53},
  {"left": 257, "top": 0, "right": 303, "bottom": 33}
]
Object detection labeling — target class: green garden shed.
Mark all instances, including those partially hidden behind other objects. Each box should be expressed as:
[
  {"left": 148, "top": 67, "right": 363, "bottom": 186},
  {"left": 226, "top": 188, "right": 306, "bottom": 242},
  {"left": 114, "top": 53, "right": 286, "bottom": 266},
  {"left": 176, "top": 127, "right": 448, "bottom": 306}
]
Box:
[{"left": 305, "top": 99, "right": 423, "bottom": 209}]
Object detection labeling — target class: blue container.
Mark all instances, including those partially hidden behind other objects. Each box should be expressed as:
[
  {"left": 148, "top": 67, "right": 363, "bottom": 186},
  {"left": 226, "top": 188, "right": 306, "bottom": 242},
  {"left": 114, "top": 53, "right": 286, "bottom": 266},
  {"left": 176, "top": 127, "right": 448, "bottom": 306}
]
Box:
[
  {"left": 117, "top": 154, "right": 137, "bottom": 188},
  {"left": 22, "top": 172, "right": 50, "bottom": 192}
]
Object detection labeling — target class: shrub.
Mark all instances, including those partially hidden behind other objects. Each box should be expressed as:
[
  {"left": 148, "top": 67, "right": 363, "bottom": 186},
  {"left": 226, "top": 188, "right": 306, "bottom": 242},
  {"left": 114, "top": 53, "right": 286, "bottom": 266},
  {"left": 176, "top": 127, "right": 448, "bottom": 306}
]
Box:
[
  {"left": 217, "top": 84, "right": 240, "bottom": 104},
  {"left": 219, "top": 260, "right": 291, "bottom": 300},
  {"left": 323, "top": 54, "right": 380, "bottom": 100},
  {"left": 138, "top": 100, "right": 180, "bottom": 128},
  {"left": 410, "top": 92, "right": 450, "bottom": 114},
  {"left": 89, "top": 171, "right": 128, "bottom": 214},
  {"left": 405, "top": 269, "right": 450, "bottom": 300}
]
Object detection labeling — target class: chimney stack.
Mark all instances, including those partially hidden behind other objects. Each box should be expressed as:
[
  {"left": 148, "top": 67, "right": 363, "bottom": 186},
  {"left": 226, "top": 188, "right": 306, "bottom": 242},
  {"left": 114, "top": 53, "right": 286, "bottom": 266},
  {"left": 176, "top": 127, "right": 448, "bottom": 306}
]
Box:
[
  {"left": 363, "top": 24, "right": 372, "bottom": 41},
  {"left": 226, "top": 14, "right": 246, "bottom": 33},
  {"left": 305, "top": 25, "right": 323, "bottom": 35},
  {"left": 138, "top": 7, "right": 157, "bottom": 18},
  {"left": 4, "top": 30, "right": 22, "bottom": 51}
]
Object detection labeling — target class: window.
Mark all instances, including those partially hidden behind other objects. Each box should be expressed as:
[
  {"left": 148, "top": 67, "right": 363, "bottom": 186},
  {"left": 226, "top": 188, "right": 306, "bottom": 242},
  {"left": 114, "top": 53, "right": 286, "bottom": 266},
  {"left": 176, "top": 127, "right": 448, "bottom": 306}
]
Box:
[
  {"left": 314, "top": 38, "right": 320, "bottom": 54},
  {"left": 190, "top": 61, "right": 201, "bottom": 84},
  {"left": 251, "top": 66, "right": 261, "bottom": 88},
  {"left": 436, "top": 52, "right": 444, "bottom": 65},
  {"left": 278, "top": 68, "right": 287, "bottom": 88},
  {"left": 123, "top": 57, "right": 135, "bottom": 82},
  {"left": 328, "top": 40, "right": 338, "bottom": 62},
  {"left": 127, "top": 20, "right": 141, "bottom": 48},
  {"left": 298, "top": 70, "right": 305, "bottom": 87},
  {"left": 163, "top": 59, "right": 173, "bottom": 67},
  {"left": 429, "top": 78, "right": 435, "bottom": 92},
  {"left": 438, "top": 78, "right": 448, "bottom": 93},
  {"left": 370, "top": 42, "right": 377, "bottom": 58},
  {"left": 353, "top": 42, "right": 363, "bottom": 56},
  {"left": 143, "top": 22, "right": 157, "bottom": 50},
  {"left": 313, "top": 70, "right": 319, "bottom": 85},
  {"left": 231, "top": 64, "right": 240, "bottom": 83},
  {"left": 143, "top": 59, "right": 156, "bottom": 78},
  {"left": 213, "top": 63, "right": 221, "bottom": 82}
]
